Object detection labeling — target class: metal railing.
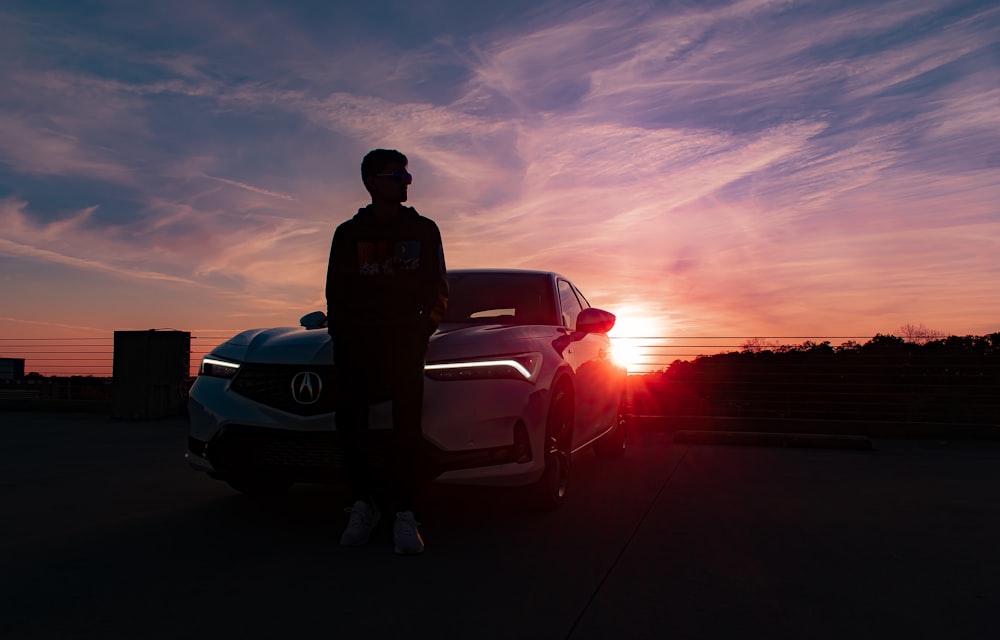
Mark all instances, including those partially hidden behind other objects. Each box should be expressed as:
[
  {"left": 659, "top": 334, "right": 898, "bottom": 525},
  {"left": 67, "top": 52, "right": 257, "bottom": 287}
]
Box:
[
  {"left": 0, "top": 333, "right": 234, "bottom": 378},
  {"left": 0, "top": 334, "right": 878, "bottom": 378},
  {"left": 608, "top": 335, "right": 875, "bottom": 374},
  {"left": 3, "top": 334, "right": 995, "bottom": 430}
]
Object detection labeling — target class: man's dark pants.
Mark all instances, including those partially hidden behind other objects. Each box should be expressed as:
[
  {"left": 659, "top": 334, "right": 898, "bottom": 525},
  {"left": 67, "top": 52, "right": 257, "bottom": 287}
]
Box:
[{"left": 333, "top": 326, "right": 428, "bottom": 513}]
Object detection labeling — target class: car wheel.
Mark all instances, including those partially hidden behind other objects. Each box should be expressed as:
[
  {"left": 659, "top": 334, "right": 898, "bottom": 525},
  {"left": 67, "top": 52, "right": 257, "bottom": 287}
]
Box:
[
  {"left": 594, "top": 398, "right": 627, "bottom": 459},
  {"left": 224, "top": 474, "right": 292, "bottom": 496},
  {"left": 530, "top": 387, "right": 572, "bottom": 511}
]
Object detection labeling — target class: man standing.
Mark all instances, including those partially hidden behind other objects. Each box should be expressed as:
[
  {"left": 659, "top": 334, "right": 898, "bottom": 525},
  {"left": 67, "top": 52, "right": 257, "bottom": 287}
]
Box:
[{"left": 326, "top": 149, "right": 448, "bottom": 555}]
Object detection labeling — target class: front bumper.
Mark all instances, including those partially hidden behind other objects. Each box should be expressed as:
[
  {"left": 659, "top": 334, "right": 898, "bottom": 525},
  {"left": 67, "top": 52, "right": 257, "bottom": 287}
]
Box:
[
  {"left": 185, "top": 422, "right": 540, "bottom": 486},
  {"left": 187, "top": 375, "right": 549, "bottom": 486}
]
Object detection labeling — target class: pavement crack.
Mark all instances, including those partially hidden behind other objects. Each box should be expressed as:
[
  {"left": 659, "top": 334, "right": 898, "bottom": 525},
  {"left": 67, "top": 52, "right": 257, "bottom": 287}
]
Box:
[{"left": 564, "top": 444, "right": 690, "bottom": 639}]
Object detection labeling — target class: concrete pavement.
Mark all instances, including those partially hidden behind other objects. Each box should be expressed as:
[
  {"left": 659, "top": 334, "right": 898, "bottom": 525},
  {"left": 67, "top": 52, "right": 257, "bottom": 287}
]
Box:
[{"left": 1, "top": 411, "right": 998, "bottom": 639}]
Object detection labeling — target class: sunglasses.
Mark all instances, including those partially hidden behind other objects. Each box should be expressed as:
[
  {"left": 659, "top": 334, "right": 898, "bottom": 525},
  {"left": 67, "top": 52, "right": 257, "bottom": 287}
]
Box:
[{"left": 374, "top": 169, "right": 412, "bottom": 185}]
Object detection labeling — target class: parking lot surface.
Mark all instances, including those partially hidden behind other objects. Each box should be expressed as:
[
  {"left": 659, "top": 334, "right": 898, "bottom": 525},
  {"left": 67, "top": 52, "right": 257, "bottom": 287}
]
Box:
[{"left": 1, "top": 412, "right": 998, "bottom": 639}]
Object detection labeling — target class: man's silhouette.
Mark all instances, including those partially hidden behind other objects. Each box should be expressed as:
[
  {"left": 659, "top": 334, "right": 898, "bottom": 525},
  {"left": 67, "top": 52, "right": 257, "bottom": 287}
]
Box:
[{"left": 326, "top": 149, "right": 448, "bottom": 555}]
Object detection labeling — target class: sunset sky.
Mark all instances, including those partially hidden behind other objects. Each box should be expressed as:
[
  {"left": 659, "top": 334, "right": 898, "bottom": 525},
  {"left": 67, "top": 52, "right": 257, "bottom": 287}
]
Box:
[{"left": 2, "top": 0, "right": 999, "bottom": 369}]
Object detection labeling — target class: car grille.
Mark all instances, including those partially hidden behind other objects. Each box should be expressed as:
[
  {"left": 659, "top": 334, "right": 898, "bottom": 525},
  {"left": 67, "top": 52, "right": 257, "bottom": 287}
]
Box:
[{"left": 230, "top": 363, "right": 337, "bottom": 416}]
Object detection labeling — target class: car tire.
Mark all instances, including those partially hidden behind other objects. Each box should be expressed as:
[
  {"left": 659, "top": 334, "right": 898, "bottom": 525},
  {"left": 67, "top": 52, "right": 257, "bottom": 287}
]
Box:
[
  {"left": 594, "top": 399, "right": 627, "bottom": 459},
  {"left": 224, "top": 474, "right": 292, "bottom": 496},
  {"left": 530, "top": 387, "right": 572, "bottom": 511}
]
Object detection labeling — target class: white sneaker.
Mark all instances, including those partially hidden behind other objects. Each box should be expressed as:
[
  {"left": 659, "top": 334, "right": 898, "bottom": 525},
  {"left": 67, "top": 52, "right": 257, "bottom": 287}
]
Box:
[
  {"left": 340, "top": 500, "right": 381, "bottom": 546},
  {"left": 393, "top": 511, "right": 425, "bottom": 555}
]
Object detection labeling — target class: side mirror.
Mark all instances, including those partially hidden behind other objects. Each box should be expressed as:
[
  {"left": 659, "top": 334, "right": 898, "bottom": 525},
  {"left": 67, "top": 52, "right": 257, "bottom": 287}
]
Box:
[
  {"left": 576, "top": 308, "right": 616, "bottom": 334},
  {"left": 299, "top": 311, "right": 327, "bottom": 330}
]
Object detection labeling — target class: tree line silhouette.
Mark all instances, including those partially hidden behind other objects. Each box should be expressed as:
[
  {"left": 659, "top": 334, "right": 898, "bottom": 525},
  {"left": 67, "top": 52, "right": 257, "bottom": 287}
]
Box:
[{"left": 629, "top": 332, "right": 1000, "bottom": 432}]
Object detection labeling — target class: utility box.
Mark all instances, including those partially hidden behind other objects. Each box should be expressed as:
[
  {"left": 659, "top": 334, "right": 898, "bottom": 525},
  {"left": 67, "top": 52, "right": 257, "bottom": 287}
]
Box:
[
  {"left": 112, "top": 330, "right": 191, "bottom": 419},
  {"left": 0, "top": 358, "right": 25, "bottom": 380}
]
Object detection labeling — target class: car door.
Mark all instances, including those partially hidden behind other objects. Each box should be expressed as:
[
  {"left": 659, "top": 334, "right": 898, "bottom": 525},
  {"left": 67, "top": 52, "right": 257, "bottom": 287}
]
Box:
[
  {"left": 556, "top": 278, "right": 604, "bottom": 447},
  {"left": 573, "top": 282, "right": 621, "bottom": 429}
]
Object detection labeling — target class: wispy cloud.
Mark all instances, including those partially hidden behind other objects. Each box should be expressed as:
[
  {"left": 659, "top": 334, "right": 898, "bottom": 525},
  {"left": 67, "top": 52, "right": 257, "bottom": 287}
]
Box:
[
  {"left": 202, "top": 175, "right": 297, "bottom": 201},
  {"left": 0, "top": 115, "right": 137, "bottom": 183},
  {"left": 0, "top": 195, "right": 328, "bottom": 308},
  {"left": 0, "top": 199, "right": 201, "bottom": 286},
  {"left": 0, "top": 316, "right": 111, "bottom": 335}
]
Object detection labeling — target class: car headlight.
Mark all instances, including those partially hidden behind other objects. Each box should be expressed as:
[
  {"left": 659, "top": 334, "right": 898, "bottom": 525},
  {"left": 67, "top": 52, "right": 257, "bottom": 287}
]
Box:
[
  {"left": 424, "top": 352, "right": 541, "bottom": 383},
  {"left": 199, "top": 355, "right": 242, "bottom": 378}
]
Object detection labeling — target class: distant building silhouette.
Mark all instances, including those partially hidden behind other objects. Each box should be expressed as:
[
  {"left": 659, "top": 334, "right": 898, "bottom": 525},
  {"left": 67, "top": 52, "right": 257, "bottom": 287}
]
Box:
[{"left": 0, "top": 358, "right": 25, "bottom": 381}]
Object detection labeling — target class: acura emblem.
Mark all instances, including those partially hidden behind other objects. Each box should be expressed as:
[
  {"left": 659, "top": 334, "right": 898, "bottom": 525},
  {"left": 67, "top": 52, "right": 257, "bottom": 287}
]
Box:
[{"left": 291, "top": 371, "right": 322, "bottom": 405}]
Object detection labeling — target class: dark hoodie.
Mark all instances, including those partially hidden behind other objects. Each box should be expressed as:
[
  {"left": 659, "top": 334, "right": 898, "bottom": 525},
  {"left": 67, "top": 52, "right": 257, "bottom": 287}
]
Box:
[{"left": 325, "top": 205, "right": 448, "bottom": 341}]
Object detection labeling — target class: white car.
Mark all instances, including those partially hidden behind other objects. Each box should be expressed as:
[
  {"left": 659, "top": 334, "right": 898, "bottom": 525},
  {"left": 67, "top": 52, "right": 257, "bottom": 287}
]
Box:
[{"left": 186, "top": 269, "right": 627, "bottom": 508}]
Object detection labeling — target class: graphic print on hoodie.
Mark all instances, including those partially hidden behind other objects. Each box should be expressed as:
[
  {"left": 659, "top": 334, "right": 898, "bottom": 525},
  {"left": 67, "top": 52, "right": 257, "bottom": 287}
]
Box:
[{"left": 357, "top": 240, "right": 421, "bottom": 276}]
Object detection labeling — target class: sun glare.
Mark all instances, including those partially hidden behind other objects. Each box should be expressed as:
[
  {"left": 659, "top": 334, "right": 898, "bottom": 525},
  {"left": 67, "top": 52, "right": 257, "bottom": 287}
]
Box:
[
  {"left": 609, "top": 312, "right": 666, "bottom": 373},
  {"left": 611, "top": 340, "right": 642, "bottom": 371}
]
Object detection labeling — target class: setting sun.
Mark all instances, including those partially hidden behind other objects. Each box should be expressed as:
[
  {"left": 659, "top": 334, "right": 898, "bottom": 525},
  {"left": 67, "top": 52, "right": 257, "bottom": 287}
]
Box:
[
  {"left": 609, "top": 311, "right": 666, "bottom": 372},
  {"left": 610, "top": 339, "right": 642, "bottom": 371}
]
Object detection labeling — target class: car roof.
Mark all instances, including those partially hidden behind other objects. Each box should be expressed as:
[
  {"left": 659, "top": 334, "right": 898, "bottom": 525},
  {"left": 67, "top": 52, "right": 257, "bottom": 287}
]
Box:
[{"left": 447, "top": 268, "right": 566, "bottom": 280}]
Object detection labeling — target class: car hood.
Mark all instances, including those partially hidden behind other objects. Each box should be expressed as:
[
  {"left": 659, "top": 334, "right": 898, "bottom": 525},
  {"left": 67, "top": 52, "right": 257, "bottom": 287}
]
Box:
[
  {"left": 211, "top": 323, "right": 552, "bottom": 365},
  {"left": 216, "top": 326, "right": 332, "bottom": 364},
  {"left": 429, "top": 323, "right": 547, "bottom": 361}
]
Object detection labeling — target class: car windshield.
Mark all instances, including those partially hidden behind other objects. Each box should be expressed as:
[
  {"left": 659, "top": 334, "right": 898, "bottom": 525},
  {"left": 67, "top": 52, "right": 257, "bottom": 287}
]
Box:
[{"left": 442, "top": 273, "right": 558, "bottom": 326}]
